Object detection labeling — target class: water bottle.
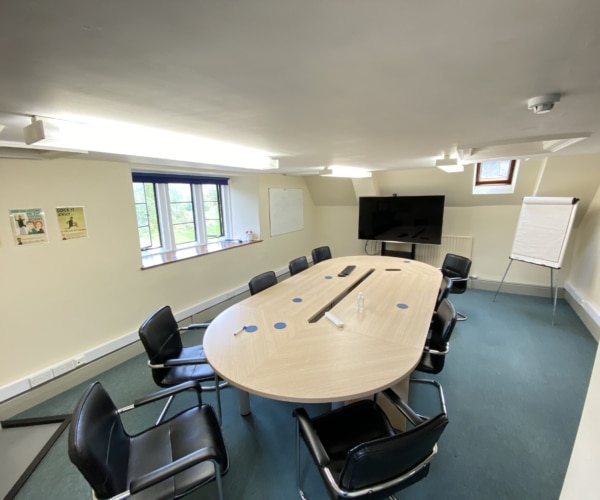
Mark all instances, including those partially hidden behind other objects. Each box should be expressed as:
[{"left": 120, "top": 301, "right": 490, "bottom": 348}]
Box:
[{"left": 357, "top": 292, "right": 365, "bottom": 312}]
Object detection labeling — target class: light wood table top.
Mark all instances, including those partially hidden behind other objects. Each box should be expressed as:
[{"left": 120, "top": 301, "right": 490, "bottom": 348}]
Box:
[{"left": 203, "top": 255, "right": 442, "bottom": 404}]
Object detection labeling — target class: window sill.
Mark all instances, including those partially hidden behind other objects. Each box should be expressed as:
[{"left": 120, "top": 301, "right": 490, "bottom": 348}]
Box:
[
  {"left": 473, "top": 184, "right": 516, "bottom": 195},
  {"left": 141, "top": 239, "right": 262, "bottom": 269}
]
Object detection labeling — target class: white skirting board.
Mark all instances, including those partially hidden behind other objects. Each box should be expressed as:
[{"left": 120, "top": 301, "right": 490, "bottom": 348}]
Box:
[{"left": 564, "top": 281, "right": 600, "bottom": 341}]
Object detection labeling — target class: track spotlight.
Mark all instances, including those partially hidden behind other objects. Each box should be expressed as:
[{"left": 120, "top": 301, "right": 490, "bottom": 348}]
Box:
[{"left": 23, "top": 116, "right": 46, "bottom": 145}]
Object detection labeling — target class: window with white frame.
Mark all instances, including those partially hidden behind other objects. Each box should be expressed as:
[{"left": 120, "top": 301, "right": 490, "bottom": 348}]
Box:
[
  {"left": 132, "top": 172, "right": 229, "bottom": 255},
  {"left": 473, "top": 159, "right": 520, "bottom": 195}
]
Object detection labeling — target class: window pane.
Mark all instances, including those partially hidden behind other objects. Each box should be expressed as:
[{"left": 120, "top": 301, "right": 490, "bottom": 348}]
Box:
[
  {"left": 134, "top": 182, "right": 161, "bottom": 250},
  {"left": 173, "top": 222, "right": 196, "bottom": 244},
  {"left": 476, "top": 160, "right": 515, "bottom": 185},
  {"left": 169, "top": 183, "right": 196, "bottom": 245},
  {"left": 133, "top": 183, "right": 147, "bottom": 203},
  {"left": 203, "top": 184, "right": 223, "bottom": 239},
  {"left": 203, "top": 184, "right": 218, "bottom": 201}
]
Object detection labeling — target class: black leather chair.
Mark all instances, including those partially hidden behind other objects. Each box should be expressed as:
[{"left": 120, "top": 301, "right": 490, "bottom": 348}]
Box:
[
  {"left": 68, "top": 380, "right": 228, "bottom": 500},
  {"left": 440, "top": 253, "right": 472, "bottom": 321},
  {"left": 414, "top": 298, "right": 457, "bottom": 375},
  {"left": 311, "top": 245, "right": 332, "bottom": 264},
  {"left": 436, "top": 276, "right": 453, "bottom": 311},
  {"left": 248, "top": 270, "right": 278, "bottom": 295},
  {"left": 138, "top": 305, "right": 224, "bottom": 422},
  {"left": 293, "top": 384, "right": 448, "bottom": 499},
  {"left": 288, "top": 256, "right": 309, "bottom": 276}
]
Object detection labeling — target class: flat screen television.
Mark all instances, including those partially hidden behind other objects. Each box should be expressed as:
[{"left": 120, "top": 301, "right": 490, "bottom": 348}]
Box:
[{"left": 358, "top": 195, "right": 445, "bottom": 244}]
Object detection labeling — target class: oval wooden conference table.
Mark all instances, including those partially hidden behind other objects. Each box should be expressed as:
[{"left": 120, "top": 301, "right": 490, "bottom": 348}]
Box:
[{"left": 203, "top": 255, "right": 442, "bottom": 416}]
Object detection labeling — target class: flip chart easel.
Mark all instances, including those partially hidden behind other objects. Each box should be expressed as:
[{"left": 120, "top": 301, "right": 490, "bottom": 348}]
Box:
[{"left": 493, "top": 196, "right": 579, "bottom": 324}]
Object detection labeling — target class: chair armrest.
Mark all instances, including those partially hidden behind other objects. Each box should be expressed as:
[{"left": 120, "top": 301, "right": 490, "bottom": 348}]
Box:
[
  {"left": 162, "top": 356, "right": 208, "bottom": 366},
  {"left": 406, "top": 378, "right": 448, "bottom": 416},
  {"left": 129, "top": 446, "right": 222, "bottom": 494},
  {"left": 293, "top": 408, "right": 331, "bottom": 467},
  {"left": 448, "top": 276, "right": 468, "bottom": 283},
  {"left": 423, "top": 344, "right": 449, "bottom": 356},
  {"left": 129, "top": 381, "right": 202, "bottom": 409},
  {"left": 381, "top": 388, "right": 427, "bottom": 426},
  {"left": 179, "top": 322, "right": 211, "bottom": 331}
]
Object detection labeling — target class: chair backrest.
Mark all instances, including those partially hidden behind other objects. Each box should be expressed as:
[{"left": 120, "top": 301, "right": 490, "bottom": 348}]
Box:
[
  {"left": 288, "top": 256, "right": 309, "bottom": 276},
  {"left": 138, "top": 305, "right": 184, "bottom": 385},
  {"left": 248, "top": 270, "right": 278, "bottom": 295},
  {"left": 436, "top": 276, "right": 452, "bottom": 310},
  {"left": 68, "top": 382, "right": 130, "bottom": 499},
  {"left": 339, "top": 413, "right": 448, "bottom": 493},
  {"left": 427, "top": 298, "right": 457, "bottom": 373},
  {"left": 441, "top": 253, "right": 472, "bottom": 294},
  {"left": 311, "top": 246, "right": 332, "bottom": 264}
]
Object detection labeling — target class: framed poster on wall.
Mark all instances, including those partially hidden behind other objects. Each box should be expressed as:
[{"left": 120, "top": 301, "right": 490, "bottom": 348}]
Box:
[
  {"left": 9, "top": 208, "right": 48, "bottom": 246},
  {"left": 56, "top": 206, "right": 88, "bottom": 240}
]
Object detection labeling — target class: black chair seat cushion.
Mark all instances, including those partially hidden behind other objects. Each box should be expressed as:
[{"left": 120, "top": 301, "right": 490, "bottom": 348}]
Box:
[
  {"left": 310, "top": 400, "right": 395, "bottom": 460},
  {"left": 157, "top": 345, "right": 214, "bottom": 387},
  {"left": 128, "top": 405, "right": 229, "bottom": 499}
]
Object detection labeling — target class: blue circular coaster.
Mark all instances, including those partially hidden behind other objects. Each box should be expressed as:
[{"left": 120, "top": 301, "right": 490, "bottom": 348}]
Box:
[
  {"left": 292, "top": 297, "right": 303, "bottom": 303},
  {"left": 403, "top": 260, "right": 411, "bottom": 263},
  {"left": 396, "top": 303, "right": 409, "bottom": 309},
  {"left": 274, "top": 322, "right": 287, "bottom": 329},
  {"left": 245, "top": 325, "right": 258, "bottom": 332},
  {"left": 325, "top": 275, "right": 333, "bottom": 279}
]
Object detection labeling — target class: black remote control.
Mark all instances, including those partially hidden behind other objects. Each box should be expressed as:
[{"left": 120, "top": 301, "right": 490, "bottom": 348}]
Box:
[{"left": 338, "top": 265, "right": 356, "bottom": 277}]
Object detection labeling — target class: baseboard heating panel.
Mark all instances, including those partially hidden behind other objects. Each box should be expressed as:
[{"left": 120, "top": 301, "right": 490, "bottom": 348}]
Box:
[{"left": 415, "top": 235, "right": 473, "bottom": 267}]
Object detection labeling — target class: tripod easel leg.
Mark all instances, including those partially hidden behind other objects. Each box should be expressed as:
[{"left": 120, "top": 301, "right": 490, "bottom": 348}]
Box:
[
  {"left": 493, "top": 259, "right": 513, "bottom": 302},
  {"left": 551, "top": 268, "right": 559, "bottom": 326}
]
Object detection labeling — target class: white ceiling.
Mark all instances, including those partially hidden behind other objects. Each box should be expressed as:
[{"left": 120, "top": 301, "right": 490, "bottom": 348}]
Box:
[{"left": 1, "top": 0, "right": 600, "bottom": 174}]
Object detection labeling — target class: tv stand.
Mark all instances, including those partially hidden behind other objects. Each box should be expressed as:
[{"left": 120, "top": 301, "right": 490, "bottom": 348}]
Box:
[{"left": 381, "top": 242, "right": 416, "bottom": 259}]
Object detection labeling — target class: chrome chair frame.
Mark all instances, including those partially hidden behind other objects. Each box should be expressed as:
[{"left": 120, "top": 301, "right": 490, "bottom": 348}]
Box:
[{"left": 294, "top": 380, "right": 447, "bottom": 499}]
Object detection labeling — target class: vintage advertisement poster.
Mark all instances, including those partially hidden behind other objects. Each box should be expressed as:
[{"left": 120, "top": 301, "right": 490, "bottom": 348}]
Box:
[
  {"left": 56, "top": 206, "right": 88, "bottom": 240},
  {"left": 9, "top": 208, "right": 48, "bottom": 245}
]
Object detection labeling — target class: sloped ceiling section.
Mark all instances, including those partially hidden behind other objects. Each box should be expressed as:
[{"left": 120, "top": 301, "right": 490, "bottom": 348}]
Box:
[
  {"left": 303, "top": 154, "right": 600, "bottom": 214},
  {"left": 305, "top": 176, "right": 359, "bottom": 206},
  {"left": 536, "top": 155, "right": 599, "bottom": 221}
]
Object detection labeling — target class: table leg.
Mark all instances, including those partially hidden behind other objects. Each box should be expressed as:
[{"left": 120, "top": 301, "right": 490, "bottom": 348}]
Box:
[
  {"left": 378, "top": 378, "right": 409, "bottom": 430},
  {"left": 238, "top": 388, "right": 251, "bottom": 416}
]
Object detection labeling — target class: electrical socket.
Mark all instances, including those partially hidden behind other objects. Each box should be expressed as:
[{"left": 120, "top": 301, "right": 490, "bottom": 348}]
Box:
[
  {"left": 74, "top": 355, "right": 86, "bottom": 367},
  {"left": 30, "top": 369, "right": 54, "bottom": 387},
  {"left": 52, "top": 359, "right": 76, "bottom": 377}
]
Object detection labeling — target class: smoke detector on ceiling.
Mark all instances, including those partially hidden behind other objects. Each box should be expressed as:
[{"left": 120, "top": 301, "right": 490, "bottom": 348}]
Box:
[{"left": 527, "top": 93, "right": 561, "bottom": 114}]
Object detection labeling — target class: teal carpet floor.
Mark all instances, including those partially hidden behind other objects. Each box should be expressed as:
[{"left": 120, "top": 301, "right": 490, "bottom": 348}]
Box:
[{"left": 8, "top": 289, "right": 597, "bottom": 499}]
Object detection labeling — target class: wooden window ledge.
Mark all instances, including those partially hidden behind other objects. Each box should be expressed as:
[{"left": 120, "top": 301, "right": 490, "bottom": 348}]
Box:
[{"left": 141, "top": 239, "right": 262, "bottom": 269}]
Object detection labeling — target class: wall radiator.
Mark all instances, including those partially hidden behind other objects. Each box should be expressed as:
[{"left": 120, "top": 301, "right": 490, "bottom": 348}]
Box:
[{"left": 415, "top": 235, "right": 473, "bottom": 267}]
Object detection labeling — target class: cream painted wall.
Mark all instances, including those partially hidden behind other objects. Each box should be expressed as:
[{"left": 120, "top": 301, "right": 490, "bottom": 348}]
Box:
[
  {"left": 567, "top": 184, "right": 600, "bottom": 312},
  {"left": 0, "top": 159, "right": 317, "bottom": 390}
]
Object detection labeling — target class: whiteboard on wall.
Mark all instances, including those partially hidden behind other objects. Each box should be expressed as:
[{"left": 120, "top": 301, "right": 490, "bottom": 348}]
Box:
[
  {"left": 269, "top": 188, "right": 304, "bottom": 236},
  {"left": 510, "top": 196, "right": 579, "bottom": 268}
]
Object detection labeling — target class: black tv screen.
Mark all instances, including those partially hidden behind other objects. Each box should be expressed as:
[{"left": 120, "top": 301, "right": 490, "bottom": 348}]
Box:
[{"left": 358, "top": 195, "right": 445, "bottom": 244}]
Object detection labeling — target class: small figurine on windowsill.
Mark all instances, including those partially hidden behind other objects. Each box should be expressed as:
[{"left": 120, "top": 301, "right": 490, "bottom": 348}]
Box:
[{"left": 245, "top": 230, "right": 254, "bottom": 242}]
